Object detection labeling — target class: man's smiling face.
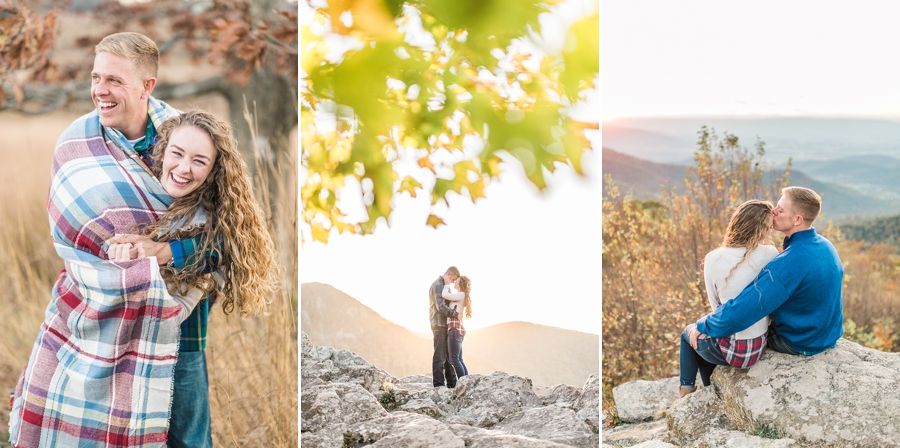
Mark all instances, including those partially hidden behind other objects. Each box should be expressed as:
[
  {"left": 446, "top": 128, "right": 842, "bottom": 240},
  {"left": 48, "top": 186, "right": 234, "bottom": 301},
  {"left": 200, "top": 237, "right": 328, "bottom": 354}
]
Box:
[{"left": 90, "top": 52, "right": 151, "bottom": 140}]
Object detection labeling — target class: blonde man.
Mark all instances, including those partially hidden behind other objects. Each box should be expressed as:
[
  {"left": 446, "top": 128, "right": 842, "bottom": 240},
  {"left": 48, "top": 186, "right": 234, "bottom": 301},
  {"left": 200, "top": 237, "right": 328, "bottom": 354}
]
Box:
[
  {"left": 693, "top": 186, "right": 845, "bottom": 357},
  {"left": 9, "top": 32, "right": 213, "bottom": 448}
]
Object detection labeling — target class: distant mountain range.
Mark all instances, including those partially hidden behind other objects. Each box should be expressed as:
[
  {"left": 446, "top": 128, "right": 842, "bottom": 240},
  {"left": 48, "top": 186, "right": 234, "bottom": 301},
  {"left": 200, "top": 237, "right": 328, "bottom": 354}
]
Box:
[
  {"left": 603, "top": 116, "right": 900, "bottom": 164},
  {"left": 300, "top": 282, "right": 599, "bottom": 387},
  {"left": 840, "top": 215, "right": 900, "bottom": 249},
  {"left": 602, "top": 147, "right": 900, "bottom": 221}
]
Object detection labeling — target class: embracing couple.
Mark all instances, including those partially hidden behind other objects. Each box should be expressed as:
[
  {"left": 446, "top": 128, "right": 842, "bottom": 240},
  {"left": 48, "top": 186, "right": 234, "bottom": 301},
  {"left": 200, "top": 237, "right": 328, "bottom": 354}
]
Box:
[
  {"left": 679, "top": 186, "right": 845, "bottom": 396},
  {"left": 429, "top": 266, "right": 474, "bottom": 388},
  {"left": 8, "top": 32, "right": 280, "bottom": 447}
]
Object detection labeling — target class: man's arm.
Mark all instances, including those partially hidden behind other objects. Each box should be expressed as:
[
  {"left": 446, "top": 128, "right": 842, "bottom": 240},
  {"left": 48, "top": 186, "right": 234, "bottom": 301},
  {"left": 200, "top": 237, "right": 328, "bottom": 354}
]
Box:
[
  {"left": 696, "top": 265, "right": 790, "bottom": 338},
  {"left": 432, "top": 283, "right": 459, "bottom": 318}
]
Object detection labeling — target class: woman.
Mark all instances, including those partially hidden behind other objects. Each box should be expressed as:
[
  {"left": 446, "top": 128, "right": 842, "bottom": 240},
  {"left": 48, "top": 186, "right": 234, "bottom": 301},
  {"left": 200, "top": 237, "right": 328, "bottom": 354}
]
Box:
[
  {"left": 10, "top": 110, "right": 279, "bottom": 447},
  {"left": 113, "top": 110, "right": 280, "bottom": 317},
  {"left": 443, "top": 276, "right": 472, "bottom": 378},
  {"left": 679, "top": 199, "right": 778, "bottom": 397}
]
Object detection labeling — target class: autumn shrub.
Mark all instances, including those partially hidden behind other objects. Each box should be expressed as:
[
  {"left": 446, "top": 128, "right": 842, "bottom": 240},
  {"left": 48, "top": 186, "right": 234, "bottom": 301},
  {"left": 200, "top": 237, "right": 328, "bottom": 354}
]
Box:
[{"left": 838, "top": 240, "right": 900, "bottom": 334}]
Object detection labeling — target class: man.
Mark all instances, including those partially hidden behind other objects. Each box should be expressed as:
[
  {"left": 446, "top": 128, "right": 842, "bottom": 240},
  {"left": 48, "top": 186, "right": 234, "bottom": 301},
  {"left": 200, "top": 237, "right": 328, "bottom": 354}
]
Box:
[
  {"left": 693, "top": 186, "right": 844, "bottom": 356},
  {"left": 10, "top": 32, "right": 212, "bottom": 448},
  {"left": 430, "top": 266, "right": 461, "bottom": 388}
]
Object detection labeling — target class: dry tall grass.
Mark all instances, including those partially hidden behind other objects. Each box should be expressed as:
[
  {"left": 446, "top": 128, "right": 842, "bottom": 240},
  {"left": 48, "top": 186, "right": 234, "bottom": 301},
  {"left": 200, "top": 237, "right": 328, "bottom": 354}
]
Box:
[{"left": 0, "top": 108, "right": 298, "bottom": 447}]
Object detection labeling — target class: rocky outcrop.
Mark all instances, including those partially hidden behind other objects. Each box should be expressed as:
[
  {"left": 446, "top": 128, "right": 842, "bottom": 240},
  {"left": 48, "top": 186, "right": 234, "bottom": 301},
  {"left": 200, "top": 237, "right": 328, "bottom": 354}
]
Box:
[
  {"left": 605, "top": 339, "right": 900, "bottom": 447},
  {"left": 301, "top": 332, "right": 599, "bottom": 447}
]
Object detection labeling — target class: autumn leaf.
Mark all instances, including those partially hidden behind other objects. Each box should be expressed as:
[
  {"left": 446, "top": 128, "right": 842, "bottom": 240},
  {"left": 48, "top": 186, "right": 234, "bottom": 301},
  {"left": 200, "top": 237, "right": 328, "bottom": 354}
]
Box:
[
  {"left": 398, "top": 176, "right": 421, "bottom": 198},
  {"left": 426, "top": 214, "right": 446, "bottom": 228},
  {"left": 418, "top": 156, "right": 436, "bottom": 173},
  {"left": 311, "top": 222, "right": 330, "bottom": 243}
]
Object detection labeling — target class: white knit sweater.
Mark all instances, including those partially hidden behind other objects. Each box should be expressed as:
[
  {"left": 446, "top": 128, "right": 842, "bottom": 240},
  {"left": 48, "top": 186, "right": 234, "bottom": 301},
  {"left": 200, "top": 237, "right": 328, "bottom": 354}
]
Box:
[
  {"left": 442, "top": 285, "right": 467, "bottom": 320},
  {"left": 703, "top": 244, "right": 779, "bottom": 339}
]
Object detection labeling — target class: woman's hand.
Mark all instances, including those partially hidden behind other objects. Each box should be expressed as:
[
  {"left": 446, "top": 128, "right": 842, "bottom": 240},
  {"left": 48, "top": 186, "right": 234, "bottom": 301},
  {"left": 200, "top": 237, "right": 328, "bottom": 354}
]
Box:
[
  {"left": 688, "top": 324, "right": 703, "bottom": 350},
  {"left": 113, "top": 234, "right": 172, "bottom": 265},
  {"left": 108, "top": 242, "right": 145, "bottom": 261}
]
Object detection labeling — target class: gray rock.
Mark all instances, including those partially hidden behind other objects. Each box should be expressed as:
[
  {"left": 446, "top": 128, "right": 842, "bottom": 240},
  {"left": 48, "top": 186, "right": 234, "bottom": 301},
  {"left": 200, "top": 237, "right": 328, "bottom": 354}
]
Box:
[
  {"left": 345, "top": 411, "right": 464, "bottom": 448},
  {"left": 687, "top": 427, "right": 800, "bottom": 448},
  {"left": 298, "top": 431, "right": 342, "bottom": 448},
  {"left": 300, "top": 382, "right": 389, "bottom": 432},
  {"left": 628, "top": 441, "right": 678, "bottom": 448},
  {"left": 400, "top": 398, "right": 446, "bottom": 419},
  {"left": 712, "top": 339, "right": 900, "bottom": 447},
  {"left": 576, "top": 373, "right": 601, "bottom": 433},
  {"left": 451, "top": 372, "right": 544, "bottom": 427},
  {"left": 665, "top": 386, "right": 728, "bottom": 445},
  {"left": 398, "top": 374, "right": 433, "bottom": 384},
  {"left": 612, "top": 377, "right": 681, "bottom": 423},
  {"left": 601, "top": 419, "right": 668, "bottom": 447},
  {"left": 493, "top": 404, "right": 597, "bottom": 447},
  {"left": 535, "top": 383, "right": 583, "bottom": 407},
  {"left": 301, "top": 335, "right": 397, "bottom": 394},
  {"left": 301, "top": 332, "right": 599, "bottom": 447},
  {"left": 447, "top": 424, "right": 576, "bottom": 447}
]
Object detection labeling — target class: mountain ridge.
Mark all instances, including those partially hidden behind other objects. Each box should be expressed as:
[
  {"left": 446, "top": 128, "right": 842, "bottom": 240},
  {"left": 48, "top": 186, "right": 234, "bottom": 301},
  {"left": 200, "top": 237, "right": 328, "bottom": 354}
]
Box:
[
  {"left": 300, "top": 282, "right": 599, "bottom": 387},
  {"left": 602, "top": 147, "right": 900, "bottom": 220}
]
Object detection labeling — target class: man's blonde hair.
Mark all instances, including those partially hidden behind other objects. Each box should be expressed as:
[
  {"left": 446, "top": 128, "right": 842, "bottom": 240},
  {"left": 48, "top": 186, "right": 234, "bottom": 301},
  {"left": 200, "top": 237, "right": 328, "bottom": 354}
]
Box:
[
  {"left": 783, "top": 186, "right": 822, "bottom": 224},
  {"left": 445, "top": 266, "right": 460, "bottom": 277},
  {"left": 95, "top": 32, "right": 159, "bottom": 80}
]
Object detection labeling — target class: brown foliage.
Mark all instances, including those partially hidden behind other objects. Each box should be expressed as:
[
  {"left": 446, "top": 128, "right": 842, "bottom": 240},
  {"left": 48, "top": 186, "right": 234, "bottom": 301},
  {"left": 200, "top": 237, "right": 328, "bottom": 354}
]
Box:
[
  {"left": 838, "top": 239, "right": 900, "bottom": 348},
  {"left": 1, "top": 0, "right": 297, "bottom": 113},
  {"left": 0, "top": 2, "right": 59, "bottom": 108}
]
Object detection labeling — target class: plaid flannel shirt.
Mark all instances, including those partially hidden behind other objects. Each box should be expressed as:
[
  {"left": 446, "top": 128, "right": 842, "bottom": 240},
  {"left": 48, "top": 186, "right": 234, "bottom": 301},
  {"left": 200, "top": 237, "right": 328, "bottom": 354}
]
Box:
[
  {"left": 429, "top": 276, "right": 459, "bottom": 329},
  {"left": 169, "top": 238, "right": 218, "bottom": 352},
  {"left": 447, "top": 315, "right": 466, "bottom": 337},
  {"left": 718, "top": 333, "right": 768, "bottom": 368}
]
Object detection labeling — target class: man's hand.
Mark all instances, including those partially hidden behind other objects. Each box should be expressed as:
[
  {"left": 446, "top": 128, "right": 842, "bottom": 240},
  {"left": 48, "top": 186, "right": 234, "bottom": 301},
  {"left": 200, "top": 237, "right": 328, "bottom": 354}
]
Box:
[
  {"left": 113, "top": 234, "right": 172, "bottom": 265},
  {"left": 108, "top": 242, "right": 145, "bottom": 261},
  {"left": 688, "top": 324, "right": 703, "bottom": 350}
]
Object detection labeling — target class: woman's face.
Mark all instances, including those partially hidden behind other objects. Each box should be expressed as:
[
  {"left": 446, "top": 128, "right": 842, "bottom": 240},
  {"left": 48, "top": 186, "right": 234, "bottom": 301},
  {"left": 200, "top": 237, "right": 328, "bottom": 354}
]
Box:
[
  {"left": 160, "top": 125, "right": 217, "bottom": 198},
  {"left": 764, "top": 214, "right": 774, "bottom": 239}
]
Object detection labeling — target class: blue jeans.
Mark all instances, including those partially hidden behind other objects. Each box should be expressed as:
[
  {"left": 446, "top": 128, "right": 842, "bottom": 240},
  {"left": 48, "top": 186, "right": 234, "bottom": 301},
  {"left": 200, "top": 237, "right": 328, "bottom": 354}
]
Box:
[
  {"left": 169, "top": 350, "right": 213, "bottom": 448},
  {"left": 766, "top": 323, "right": 802, "bottom": 356},
  {"left": 680, "top": 325, "right": 728, "bottom": 388},
  {"left": 448, "top": 328, "right": 468, "bottom": 378},
  {"left": 432, "top": 326, "right": 457, "bottom": 387}
]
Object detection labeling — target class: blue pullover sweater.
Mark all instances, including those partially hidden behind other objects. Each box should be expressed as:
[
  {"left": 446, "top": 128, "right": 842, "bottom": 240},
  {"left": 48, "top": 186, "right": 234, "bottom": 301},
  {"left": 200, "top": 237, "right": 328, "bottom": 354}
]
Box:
[{"left": 696, "top": 228, "right": 844, "bottom": 355}]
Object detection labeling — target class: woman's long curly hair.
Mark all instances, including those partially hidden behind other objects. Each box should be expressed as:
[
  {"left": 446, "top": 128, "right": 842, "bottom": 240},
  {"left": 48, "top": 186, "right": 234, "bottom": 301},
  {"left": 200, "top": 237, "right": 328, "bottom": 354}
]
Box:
[
  {"left": 718, "top": 199, "right": 774, "bottom": 294},
  {"left": 141, "top": 110, "right": 280, "bottom": 317},
  {"left": 456, "top": 276, "right": 473, "bottom": 319}
]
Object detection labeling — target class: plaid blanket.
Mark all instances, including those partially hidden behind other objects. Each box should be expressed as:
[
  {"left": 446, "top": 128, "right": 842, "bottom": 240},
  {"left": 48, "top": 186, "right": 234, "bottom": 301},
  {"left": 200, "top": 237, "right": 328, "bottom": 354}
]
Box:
[{"left": 9, "top": 97, "right": 185, "bottom": 447}]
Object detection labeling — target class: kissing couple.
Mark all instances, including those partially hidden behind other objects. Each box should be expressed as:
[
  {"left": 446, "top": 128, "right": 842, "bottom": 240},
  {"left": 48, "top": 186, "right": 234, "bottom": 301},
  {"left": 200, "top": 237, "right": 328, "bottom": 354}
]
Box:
[{"left": 429, "top": 266, "right": 474, "bottom": 388}]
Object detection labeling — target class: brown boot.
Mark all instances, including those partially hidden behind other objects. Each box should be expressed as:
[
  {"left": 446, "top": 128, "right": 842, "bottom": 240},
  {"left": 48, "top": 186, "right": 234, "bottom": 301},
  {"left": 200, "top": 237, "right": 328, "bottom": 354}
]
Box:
[{"left": 679, "top": 386, "right": 697, "bottom": 398}]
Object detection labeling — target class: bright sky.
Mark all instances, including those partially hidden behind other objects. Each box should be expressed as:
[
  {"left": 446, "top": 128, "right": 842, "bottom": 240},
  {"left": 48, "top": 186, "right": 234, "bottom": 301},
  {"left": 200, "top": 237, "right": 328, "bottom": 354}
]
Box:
[
  {"left": 603, "top": 1, "right": 900, "bottom": 120},
  {"left": 301, "top": 146, "right": 599, "bottom": 335}
]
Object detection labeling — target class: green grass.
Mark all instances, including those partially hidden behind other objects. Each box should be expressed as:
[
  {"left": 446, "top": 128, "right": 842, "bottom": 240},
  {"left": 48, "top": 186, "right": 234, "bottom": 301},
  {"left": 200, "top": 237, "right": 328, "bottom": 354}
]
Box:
[{"left": 753, "top": 422, "right": 781, "bottom": 439}]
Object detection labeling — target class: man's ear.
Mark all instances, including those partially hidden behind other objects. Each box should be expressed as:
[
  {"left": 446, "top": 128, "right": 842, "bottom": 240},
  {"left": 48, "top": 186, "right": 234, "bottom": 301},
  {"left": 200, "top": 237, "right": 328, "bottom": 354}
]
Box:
[
  {"left": 141, "top": 77, "right": 157, "bottom": 99},
  {"left": 795, "top": 215, "right": 805, "bottom": 227}
]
